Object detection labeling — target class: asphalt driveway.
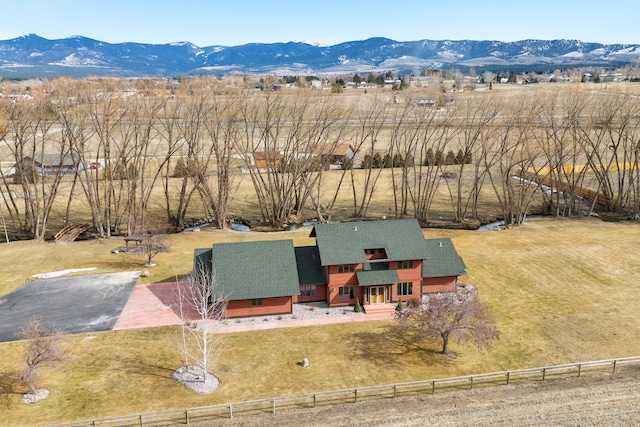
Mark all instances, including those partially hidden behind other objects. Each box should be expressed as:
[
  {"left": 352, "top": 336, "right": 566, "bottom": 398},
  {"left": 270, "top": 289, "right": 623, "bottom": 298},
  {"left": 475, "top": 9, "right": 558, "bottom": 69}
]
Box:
[{"left": 0, "top": 271, "right": 140, "bottom": 342}]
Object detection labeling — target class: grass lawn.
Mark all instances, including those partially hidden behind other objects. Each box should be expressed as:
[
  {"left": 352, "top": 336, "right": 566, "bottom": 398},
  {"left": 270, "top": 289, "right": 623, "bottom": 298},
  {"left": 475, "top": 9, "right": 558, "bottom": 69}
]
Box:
[{"left": 1, "top": 217, "right": 640, "bottom": 425}]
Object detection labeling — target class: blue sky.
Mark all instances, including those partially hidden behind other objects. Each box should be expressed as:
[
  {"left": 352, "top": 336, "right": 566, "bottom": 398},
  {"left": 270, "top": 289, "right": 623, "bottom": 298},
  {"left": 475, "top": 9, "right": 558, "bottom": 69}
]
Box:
[{"left": 1, "top": 1, "right": 639, "bottom": 47}]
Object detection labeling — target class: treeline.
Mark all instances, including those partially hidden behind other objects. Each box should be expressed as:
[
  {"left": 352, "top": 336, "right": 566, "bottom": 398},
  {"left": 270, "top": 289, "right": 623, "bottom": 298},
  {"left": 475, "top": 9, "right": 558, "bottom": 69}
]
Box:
[{"left": 1, "top": 76, "right": 639, "bottom": 240}]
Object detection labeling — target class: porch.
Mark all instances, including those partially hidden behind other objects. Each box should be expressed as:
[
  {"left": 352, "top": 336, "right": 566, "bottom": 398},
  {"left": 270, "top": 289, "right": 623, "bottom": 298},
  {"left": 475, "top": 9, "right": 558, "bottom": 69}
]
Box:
[{"left": 356, "top": 269, "right": 399, "bottom": 316}]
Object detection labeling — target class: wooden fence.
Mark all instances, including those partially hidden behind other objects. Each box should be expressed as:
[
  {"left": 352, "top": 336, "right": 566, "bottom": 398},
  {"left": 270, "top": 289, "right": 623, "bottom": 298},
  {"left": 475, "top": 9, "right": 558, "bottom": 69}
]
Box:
[{"left": 48, "top": 356, "right": 640, "bottom": 427}]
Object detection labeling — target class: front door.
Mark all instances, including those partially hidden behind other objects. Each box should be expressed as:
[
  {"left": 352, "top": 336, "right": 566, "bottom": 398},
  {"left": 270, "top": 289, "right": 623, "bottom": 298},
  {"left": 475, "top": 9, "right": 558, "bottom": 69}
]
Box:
[{"left": 370, "top": 286, "right": 385, "bottom": 304}]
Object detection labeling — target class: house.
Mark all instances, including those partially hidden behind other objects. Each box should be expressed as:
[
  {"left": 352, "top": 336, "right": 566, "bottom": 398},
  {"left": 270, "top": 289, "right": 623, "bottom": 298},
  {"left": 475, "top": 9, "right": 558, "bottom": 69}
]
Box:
[
  {"left": 416, "top": 97, "right": 436, "bottom": 107},
  {"left": 193, "top": 219, "right": 466, "bottom": 318},
  {"left": 318, "top": 142, "right": 354, "bottom": 169},
  {"left": 253, "top": 151, "right": 281, "bottom": 169},
  {"left": 19, "top": 153, "right": 79, "bottom": 176},
  {"left": 194, "top": 240, "right": 301, "bottom": 318}
]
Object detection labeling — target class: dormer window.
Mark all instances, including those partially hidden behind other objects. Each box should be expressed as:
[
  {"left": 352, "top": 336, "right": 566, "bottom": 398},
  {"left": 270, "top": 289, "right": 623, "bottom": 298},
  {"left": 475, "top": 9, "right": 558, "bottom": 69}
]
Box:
[
  {"left": 338, "top": 264, "right": 356, "bottom": 273},
  {"left": 398, "top": 260, "right": 414, "bottom": 269},
  {"left": 365, "top": 248, "right": 387, "bottom": 260}
]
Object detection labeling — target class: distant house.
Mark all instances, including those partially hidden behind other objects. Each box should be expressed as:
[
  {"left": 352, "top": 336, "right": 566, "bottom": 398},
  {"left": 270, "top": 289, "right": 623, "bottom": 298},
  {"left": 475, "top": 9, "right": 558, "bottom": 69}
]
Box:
[
  {"left": 193, "top": 219, "right": 466, "bottom": 318},
  {"left": 416, "top": 97, "right": 436, "bottom": 107},
  {"left": 19, "top": 153, "right": 79, "bottom": 176},
  {"left": 318, "top": 142, "right": 353, "bottom": 169},
  {"left": 253, "top": 151, "right": 281, "bottom": 169}
]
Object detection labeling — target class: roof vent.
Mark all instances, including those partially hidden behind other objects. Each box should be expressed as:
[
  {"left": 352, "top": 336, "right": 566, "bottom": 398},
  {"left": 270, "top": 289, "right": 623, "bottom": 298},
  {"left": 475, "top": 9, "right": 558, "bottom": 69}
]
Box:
[
  {"left": 439, "top": 242, "right": 443, "bottom": 247},
  {"left": 354, "top": 226, "right": 358, "bottom": 232}
]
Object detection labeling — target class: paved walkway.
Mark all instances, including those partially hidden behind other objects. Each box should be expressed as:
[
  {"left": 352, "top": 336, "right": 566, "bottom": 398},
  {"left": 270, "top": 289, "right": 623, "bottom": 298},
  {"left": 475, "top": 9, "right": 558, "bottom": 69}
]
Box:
[{"left": 113, "top": 282, "right": 396, "bottom": 334}]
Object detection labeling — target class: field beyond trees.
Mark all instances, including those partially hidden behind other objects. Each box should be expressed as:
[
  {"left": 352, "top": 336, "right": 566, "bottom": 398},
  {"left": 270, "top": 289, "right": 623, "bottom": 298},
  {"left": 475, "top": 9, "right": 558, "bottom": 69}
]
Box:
[
  {"left": 2, "top": 77, "right": 640, "bottom": 242},
  {"left": 0, "top": 217, "right": 639, "bottom": 425}
]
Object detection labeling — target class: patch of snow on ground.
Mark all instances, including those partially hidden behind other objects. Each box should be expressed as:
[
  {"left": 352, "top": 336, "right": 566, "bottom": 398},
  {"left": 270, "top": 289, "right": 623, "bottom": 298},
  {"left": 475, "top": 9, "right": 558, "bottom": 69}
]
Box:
[{"left": 32, "top": 267, "right": 96, "bottom": 279}]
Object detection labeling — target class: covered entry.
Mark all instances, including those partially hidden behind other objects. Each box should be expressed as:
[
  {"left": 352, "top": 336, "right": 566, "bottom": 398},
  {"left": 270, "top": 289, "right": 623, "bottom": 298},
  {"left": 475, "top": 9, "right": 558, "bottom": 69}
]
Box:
[{"left": 356, "top": 269, "right": 399, "bottom": 305}]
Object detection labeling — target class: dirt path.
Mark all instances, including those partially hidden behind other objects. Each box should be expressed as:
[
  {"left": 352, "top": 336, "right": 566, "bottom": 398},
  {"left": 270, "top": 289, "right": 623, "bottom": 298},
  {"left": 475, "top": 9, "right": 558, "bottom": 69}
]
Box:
[{"left": 195, "top": 370, "right": 640, "bottom": 426}]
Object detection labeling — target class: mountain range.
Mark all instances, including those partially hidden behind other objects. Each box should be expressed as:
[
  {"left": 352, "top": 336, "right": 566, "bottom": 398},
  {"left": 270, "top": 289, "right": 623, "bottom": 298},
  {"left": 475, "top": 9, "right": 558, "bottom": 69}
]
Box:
[{"left": 1, "top": 34, "right": 640, "bottom": 78}]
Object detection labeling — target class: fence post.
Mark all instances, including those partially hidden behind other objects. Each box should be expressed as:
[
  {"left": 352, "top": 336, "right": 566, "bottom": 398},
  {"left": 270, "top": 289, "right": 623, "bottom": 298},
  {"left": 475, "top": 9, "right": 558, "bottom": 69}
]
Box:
[
  {"left": 432, "top": 381, "right": 435, "bottom": 394},
  {"left": 272, "top": 399, "right": 276, "bottom": 414},
  {"left": 313, "top": 394, "right": 316, "bottom": 408},
  {"left": 469, "top": 376, "right": 474, "bottom": 390},
  {"left": 577, "top": 364, "right": 582, "bottom": 378},
  {"left": 185, "top": 409, "right": 189, "bottom": 425},
  {"left": 139, "top": 414, "right": 143, "bottom": 427},
  {"left": 229, "top": 404, "right": 233, "bottom": 419},
  {"left": 354, "top": 389, "right": 358, "bottom": 403},
  {"left": 613, "top": 360, "right": 617, "bottom": 374},
  {"left": 542, "top": 368, "right": 546, "bottom": 381},
  {"left": 393, "top": 384, "right": 397, "bottom": 398},
  {"left": 506, "top": 371, "right": 510, "bottom": 385}
]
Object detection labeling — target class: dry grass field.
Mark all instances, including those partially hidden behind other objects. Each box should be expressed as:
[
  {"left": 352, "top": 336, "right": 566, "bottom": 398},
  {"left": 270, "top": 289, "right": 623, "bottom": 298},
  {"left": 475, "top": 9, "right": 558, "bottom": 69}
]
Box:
[
  {"left": 1, "top": 217, "right": 639, "bottom": 425},
  {"left": 2, "top": 79, "right": 640, "bottom": 424}
]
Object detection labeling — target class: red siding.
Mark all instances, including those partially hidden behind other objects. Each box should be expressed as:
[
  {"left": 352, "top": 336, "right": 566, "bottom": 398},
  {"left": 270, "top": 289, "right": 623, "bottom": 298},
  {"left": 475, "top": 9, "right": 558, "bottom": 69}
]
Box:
[
  {"left": 422, "top": 276, "right": 457, "bottom": 293},
  {"left": 225, "top": 296, "right": 292, "bottom": 318},
  {"left": 392, "top": 260, "right": 423, "bottom": 301},
  {"left": 294, "top": 284, "right": 328, "bottom": 303},
  {"left": 326, "top": 264, "right": 360, "bottom": 306}
]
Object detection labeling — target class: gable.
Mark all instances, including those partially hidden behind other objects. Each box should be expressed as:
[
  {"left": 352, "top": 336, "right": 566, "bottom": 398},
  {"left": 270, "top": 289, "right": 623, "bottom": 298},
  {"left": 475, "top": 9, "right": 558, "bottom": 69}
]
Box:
[
  {"left": 208, "top": 239, "right": 300, "bottom": 301},
  {"left": 421, "top": 238, "right": 467, "bottom": 278},
  {"left": 311, "top": 219, "right": 427, "bottom": 266}
]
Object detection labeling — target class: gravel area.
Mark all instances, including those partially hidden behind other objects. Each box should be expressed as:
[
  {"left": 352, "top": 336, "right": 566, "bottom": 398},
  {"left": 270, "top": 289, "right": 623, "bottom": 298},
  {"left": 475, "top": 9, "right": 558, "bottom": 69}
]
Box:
[
  {"left": 173, "top": 366, "right": 220, "bottom": 394},
  {"left": 218, "top": 302, "right": 365, "bottom": 327}
]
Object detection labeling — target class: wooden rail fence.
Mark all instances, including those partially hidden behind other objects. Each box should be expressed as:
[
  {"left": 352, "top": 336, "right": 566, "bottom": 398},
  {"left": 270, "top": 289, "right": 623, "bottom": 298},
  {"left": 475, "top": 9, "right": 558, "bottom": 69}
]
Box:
[{"left": 48, "top": 356, "right": 640, "bottom": 427}]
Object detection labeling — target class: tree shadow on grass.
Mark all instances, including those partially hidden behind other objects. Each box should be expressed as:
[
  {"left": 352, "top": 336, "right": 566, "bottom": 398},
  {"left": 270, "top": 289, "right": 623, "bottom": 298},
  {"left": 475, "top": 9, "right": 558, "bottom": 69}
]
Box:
[
  {"left": 0, "top": 372, "right": 24, "bottom": 409},
  {"left": 72, "top": 350, "right": 177, "bottom": 384},
  {"left": 351, "top": 323, "right": 457, "bottom": 369}
]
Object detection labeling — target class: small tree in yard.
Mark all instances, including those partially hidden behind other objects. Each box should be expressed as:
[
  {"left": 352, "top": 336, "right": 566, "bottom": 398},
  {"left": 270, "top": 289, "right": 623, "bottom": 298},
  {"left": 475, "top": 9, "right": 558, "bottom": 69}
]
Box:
[
  {"left": 140, "top": 232, "right": 170, "bottom": 267},
  {"left": 395, "top": 286, "right": 499, "bottom": 356},
  {"left": 137, "top": 222, "right": 171, "bottom": 266},
  {"left": 5, "top": 315, "right": 65, "bottom": 403},
  {"left": 173, "top": 259, "right": 228, "bottom": 394}
]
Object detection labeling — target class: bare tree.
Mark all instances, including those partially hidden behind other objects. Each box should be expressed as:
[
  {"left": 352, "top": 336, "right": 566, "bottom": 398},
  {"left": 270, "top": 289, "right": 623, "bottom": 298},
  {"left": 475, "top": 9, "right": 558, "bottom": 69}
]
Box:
[
  {"left": 350, "top": 96, "right": 390, "bottom": 218},
  {"left": 450, "top": 95, "right": 500, "bottom": 222},
  {"left": 396, "top": 287, "right": 499, "bottom": 356},
  {"left": 138, "top": 223, "right": 170, "bottom": 266},
  {"left": 487, "top": 95, "right": 549, "bottom": 225},
  {"left": 408, "top": 106, "right": 458, "bottom": 223},
  {"left": 579, "top": 92, "right": 640, "bottom": 213},
  {"left": 172, "top": 258, "right": 227, "bottom": 394},
  {"left": 1, "top": 99, "right": 69, "bottom": 239},
  {"left": 4, "top": 315, "right": 65, "bottom": 403}
]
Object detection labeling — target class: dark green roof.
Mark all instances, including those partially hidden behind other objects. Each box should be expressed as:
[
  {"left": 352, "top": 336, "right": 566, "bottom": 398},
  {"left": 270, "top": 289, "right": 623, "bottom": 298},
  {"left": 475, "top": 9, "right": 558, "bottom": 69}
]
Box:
[
  {"left": 311, "top": 219, "right": 427, "bottom": 266},
  {"left": 209, "top": 240, "right": 300, "bottom": 301},
  {"left": 421, "top": 238, "right": 467, "bottom": 278},
  {"left": 294, "top": 246, "right": 327, "bottom": 285},
  {"left": 356, "top": 270, "right": 400, "bottom": 286},
  {"left": 192, "top": 248, "right": 213, "bottom": 285}
]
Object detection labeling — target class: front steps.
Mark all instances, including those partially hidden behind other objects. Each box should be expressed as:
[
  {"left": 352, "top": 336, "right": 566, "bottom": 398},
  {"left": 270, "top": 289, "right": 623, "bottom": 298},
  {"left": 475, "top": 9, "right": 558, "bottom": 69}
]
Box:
[{"left": 363, "top": 303, "right": 396, "bottom": 315}]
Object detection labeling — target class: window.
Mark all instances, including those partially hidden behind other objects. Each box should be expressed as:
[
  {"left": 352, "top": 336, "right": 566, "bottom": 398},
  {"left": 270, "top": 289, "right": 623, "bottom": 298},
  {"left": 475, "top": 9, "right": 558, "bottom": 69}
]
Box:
[
  {"left": 398, "top": 260, "right": 414, "bottom": 269},
  {"left": 300, "top": 285, "right": 317, "bottom": 297},
  {"left": 338, "top": 264, "right": 356, "bottom": 273},
  {"left": 338, "top": 286, "right": 355, "bottom": 300},
  {"left": 251, "top": 298, "right": 263, "bottom": 306},
  {"left": 397, "top": 282, "right": 413, "bottom": 296}
]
